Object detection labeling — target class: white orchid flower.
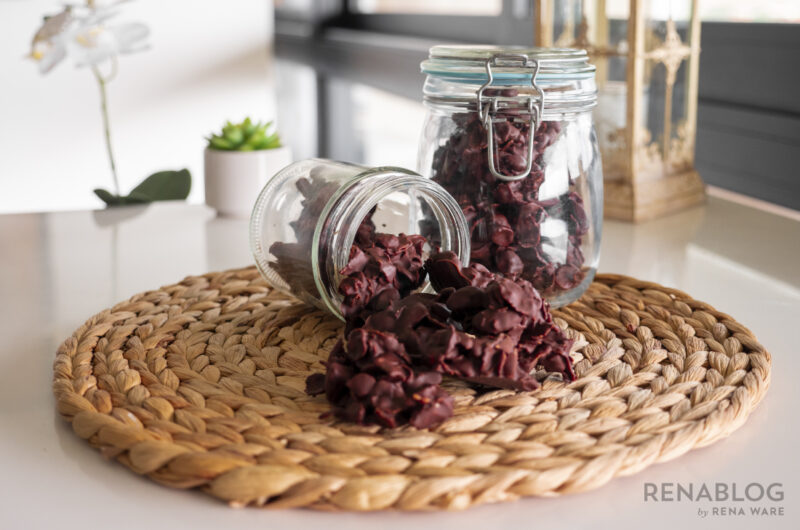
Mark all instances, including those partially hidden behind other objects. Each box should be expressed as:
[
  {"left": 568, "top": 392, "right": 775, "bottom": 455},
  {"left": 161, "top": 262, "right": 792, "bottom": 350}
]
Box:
[
  {"left": 28, "top": 1, "right": 152, "bottom": 199},
  {"left": 29, "top": 1, "right": 150, "bottom": 75},
  {"left": 29, "top": 6, "right": 74, "bottom": 73}
]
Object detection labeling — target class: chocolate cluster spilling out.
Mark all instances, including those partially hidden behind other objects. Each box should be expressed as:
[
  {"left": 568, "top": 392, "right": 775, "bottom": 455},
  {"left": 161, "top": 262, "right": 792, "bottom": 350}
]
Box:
[
  {"left": 365, "top": 252, "right": 575, "bottom": 389},
  {"left": 338, "top": 228, "right": 428, "bottom": 323},
  {"left": 306, "top": 331, "right": 454, "bottom": 429},
  {"left": 310, "top": 244, "right": 576, "bottom": 429},
  {"left": 428, "top": 103, "right": 589, "bottom": 296}
]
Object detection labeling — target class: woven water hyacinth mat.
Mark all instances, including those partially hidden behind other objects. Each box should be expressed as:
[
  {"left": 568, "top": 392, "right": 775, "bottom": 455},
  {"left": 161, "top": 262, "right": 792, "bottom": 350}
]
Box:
[{"left": 53, "top": 267, "right": 771, "bottom": 511}]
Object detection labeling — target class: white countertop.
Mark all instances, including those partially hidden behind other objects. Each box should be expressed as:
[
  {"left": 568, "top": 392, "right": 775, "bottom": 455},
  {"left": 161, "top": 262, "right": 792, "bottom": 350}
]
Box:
[{"left": 1, "top": 196, "right": 798, "bottom": 529}]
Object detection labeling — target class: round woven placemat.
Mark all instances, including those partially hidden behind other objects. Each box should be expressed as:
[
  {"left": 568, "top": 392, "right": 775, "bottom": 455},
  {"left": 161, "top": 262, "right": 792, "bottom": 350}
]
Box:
[{"left": 53, "top": 267, "right": 771, "bottom": 511}]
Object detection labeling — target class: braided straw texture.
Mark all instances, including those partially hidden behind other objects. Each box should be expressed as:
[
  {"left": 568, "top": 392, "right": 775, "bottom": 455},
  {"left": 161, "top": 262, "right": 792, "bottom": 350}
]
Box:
[{"left": 53, "top": 268, "right": 771, "bottom": 511}]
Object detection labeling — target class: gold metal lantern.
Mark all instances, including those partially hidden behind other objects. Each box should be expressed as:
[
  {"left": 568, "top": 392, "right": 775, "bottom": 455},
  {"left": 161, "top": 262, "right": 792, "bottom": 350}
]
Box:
[{"left": 535, "top": 0, "right": 705, "bottom": 221}]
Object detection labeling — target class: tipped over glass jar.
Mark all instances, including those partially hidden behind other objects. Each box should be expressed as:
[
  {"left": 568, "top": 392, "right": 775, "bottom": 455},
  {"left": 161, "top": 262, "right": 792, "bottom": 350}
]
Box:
[
  {"left": 250, "top": 159, "right": 470, "bottom": 320},
  {"left": 418, "top": 45, "right": 603, "bottom": 307}
]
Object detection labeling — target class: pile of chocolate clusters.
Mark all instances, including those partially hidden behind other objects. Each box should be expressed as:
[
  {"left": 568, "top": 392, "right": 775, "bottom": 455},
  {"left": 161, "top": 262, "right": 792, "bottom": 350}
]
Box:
[
  {"left": 305, "top": 214, "right": 576, "bottom": 429},
  {"left": 428, "top": 105, "right": 589, "bottom": 296},
  {"left": 269, "top": 169, "right": 578, "bottom": 429}
]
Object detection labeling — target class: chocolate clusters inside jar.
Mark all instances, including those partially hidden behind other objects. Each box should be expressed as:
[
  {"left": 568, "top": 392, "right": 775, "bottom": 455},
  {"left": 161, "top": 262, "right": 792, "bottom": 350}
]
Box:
[
  {"left": 268, "top": 170, "right": 433, "bottom": 315},
  {"left": 426, "top": 89, "right": 590, "bottom": 296},
  {"left": 268, "top": 173, "right": 342, "bottom": 303}
]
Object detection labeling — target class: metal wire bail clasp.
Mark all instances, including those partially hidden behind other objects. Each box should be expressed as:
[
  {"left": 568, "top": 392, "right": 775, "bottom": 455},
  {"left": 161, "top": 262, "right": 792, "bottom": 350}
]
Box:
[{"left": 477, "top": 53, "right": 544, "bottom": 182}]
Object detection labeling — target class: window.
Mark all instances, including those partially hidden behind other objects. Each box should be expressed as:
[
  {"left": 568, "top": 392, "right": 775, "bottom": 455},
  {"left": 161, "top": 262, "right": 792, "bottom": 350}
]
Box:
[
  {"left": 274, "top": 0, "right": 314, "bottom": 13},
  {"left": 352, "top": 0, "right": 502, "bottom": 16},
  {"left": 700, "top": 1, "right": 800, "bottom": 23}
]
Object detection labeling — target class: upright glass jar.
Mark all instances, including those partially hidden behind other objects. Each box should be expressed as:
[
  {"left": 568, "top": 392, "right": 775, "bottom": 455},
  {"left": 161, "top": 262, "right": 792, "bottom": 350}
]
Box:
[
  {"left": 418, "top": 46, "right": 603, "bottom": 307},
  {"left": 250, "top": 159, "right": 470, "bottom": 320}
]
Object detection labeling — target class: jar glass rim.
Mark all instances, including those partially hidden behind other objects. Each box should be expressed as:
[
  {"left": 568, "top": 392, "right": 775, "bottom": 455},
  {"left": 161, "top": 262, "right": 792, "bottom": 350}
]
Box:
[{"left": 421, "top": 45, "right": 596, "bottom": 81}]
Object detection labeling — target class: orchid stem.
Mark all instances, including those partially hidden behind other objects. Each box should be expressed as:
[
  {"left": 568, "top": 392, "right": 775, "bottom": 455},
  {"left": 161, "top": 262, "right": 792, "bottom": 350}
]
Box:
[{"left": 92, "top": 65, "right": 120, "bottom": 197}]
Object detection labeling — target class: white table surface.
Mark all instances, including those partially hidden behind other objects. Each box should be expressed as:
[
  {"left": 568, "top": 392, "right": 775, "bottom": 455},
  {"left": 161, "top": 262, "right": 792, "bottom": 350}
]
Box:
[{"left": 1, "top": 196, "right": 797, "bottom": 529}]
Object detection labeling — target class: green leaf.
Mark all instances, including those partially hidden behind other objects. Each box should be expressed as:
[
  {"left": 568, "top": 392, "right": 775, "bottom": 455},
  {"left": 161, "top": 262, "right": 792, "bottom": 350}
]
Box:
[
  {"left": 242, "top": 117, "right": 256, "bottom": 137},
  {"left": 208, "top": 136, "right": 234, "bottom": 150},
  {"left": 264, "top": 133, "right": 281, "bottom": 149},
  {"left": 246, "top": 130, "right": 266, "bottom": 146},
  {"left": 129, "top": 169, "right": 192, "bottom": 201},
  {"left": 94, "top": 169, "right": 191, "bottom": 208},
  {"left": 125, "top": 190, "right": 157, "bottom": 203},
  {"left": 223, "top": 127, "right": 244, "bottom": 145},
  {"left": 93, "top": 188, "right": 149, "bottom": 206},
  {"left": 94, "top": 188, "right": 122, "bottom": 206}
]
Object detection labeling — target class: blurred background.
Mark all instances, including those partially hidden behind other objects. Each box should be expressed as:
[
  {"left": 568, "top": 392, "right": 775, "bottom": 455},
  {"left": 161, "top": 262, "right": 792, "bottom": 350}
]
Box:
[{"left": 1, "top": 0, "right": 798, "bottom": 214}]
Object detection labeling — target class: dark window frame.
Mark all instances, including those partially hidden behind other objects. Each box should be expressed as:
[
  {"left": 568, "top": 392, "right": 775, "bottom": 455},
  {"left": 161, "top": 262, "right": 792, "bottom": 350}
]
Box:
[{"left": 278, "top": 0, "right": 534, "bottom": 44}]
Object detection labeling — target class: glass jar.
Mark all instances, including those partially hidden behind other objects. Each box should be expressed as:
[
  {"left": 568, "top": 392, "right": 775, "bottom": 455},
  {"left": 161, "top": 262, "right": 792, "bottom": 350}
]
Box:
[
  {"left": 418, "top": 45, "right": 603, "bottom": 307},
  {"left": 250, "top": 159, "right": 470, "bottom": 320}
]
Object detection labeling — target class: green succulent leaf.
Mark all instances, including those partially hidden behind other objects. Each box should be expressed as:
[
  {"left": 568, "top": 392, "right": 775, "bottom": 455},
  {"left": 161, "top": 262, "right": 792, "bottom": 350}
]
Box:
[
  {"left": 222, "top": 126, "right": 244, "bottom": 145},
  {"left": 242, "top": 117, "right": 256, "bottom": 136},
  {"left": 206, "top": 117, "right": 282, "bottom": 151},
  {"left": 208, "top": 136, "right": 234, "bottom": 150},
  {"left": 264, "top": 133, "right": 281, "bottom": 149},
  {"left": 246, "top": 130, "right": 266, "bottom": 146}
]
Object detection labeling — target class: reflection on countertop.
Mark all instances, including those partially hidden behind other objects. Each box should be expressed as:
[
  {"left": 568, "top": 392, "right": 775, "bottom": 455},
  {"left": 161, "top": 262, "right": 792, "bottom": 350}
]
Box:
[{"left": 603, "top": 195, "right": 800, "bottom": 298}]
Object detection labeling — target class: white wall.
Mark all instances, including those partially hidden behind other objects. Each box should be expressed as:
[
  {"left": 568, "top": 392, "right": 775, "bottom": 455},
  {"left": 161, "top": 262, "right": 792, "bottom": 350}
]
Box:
[{"left": 0, "top": 0, "right": 275, "bottom": 213}]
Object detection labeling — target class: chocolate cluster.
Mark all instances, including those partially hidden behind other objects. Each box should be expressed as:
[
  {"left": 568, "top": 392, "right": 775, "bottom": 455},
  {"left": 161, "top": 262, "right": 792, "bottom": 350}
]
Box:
[
  {"left": 366, "top": 252, "right": 575, "bottom": 390},
  {"left": 428, "top": 105, "right": 589, "bottom": 295},
  {"left": 339, "top": 228, "right": 428, "bottom": 322},
  {"left": 310, "top": 246, "right": 575, "bottom": 429},
  {"left": 306, "top": 331, "right": 454, "bottom": 429}
]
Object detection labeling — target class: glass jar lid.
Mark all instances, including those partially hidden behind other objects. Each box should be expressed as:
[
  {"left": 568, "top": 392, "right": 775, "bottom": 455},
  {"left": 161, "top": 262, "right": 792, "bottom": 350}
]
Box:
[
  {"left": 421, "top": 45, "right": 597, "bottom": 180},
  {"left": 420, "top": 45, "right": 597, "bottom": 121},
  {"left": 421, "top": 45, "right": 596, "bottom": 82}
]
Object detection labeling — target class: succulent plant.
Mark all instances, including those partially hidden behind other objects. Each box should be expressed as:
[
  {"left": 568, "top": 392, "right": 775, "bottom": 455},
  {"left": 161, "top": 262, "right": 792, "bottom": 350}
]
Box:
[{"left": 207, "top": 117, "right": 282, "bottom": 151}]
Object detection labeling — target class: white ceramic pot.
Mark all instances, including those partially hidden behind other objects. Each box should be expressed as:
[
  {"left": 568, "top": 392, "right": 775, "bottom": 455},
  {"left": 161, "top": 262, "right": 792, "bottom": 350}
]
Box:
[{"left": 204, "top": 146, "right": 292, "bottom": 218}]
